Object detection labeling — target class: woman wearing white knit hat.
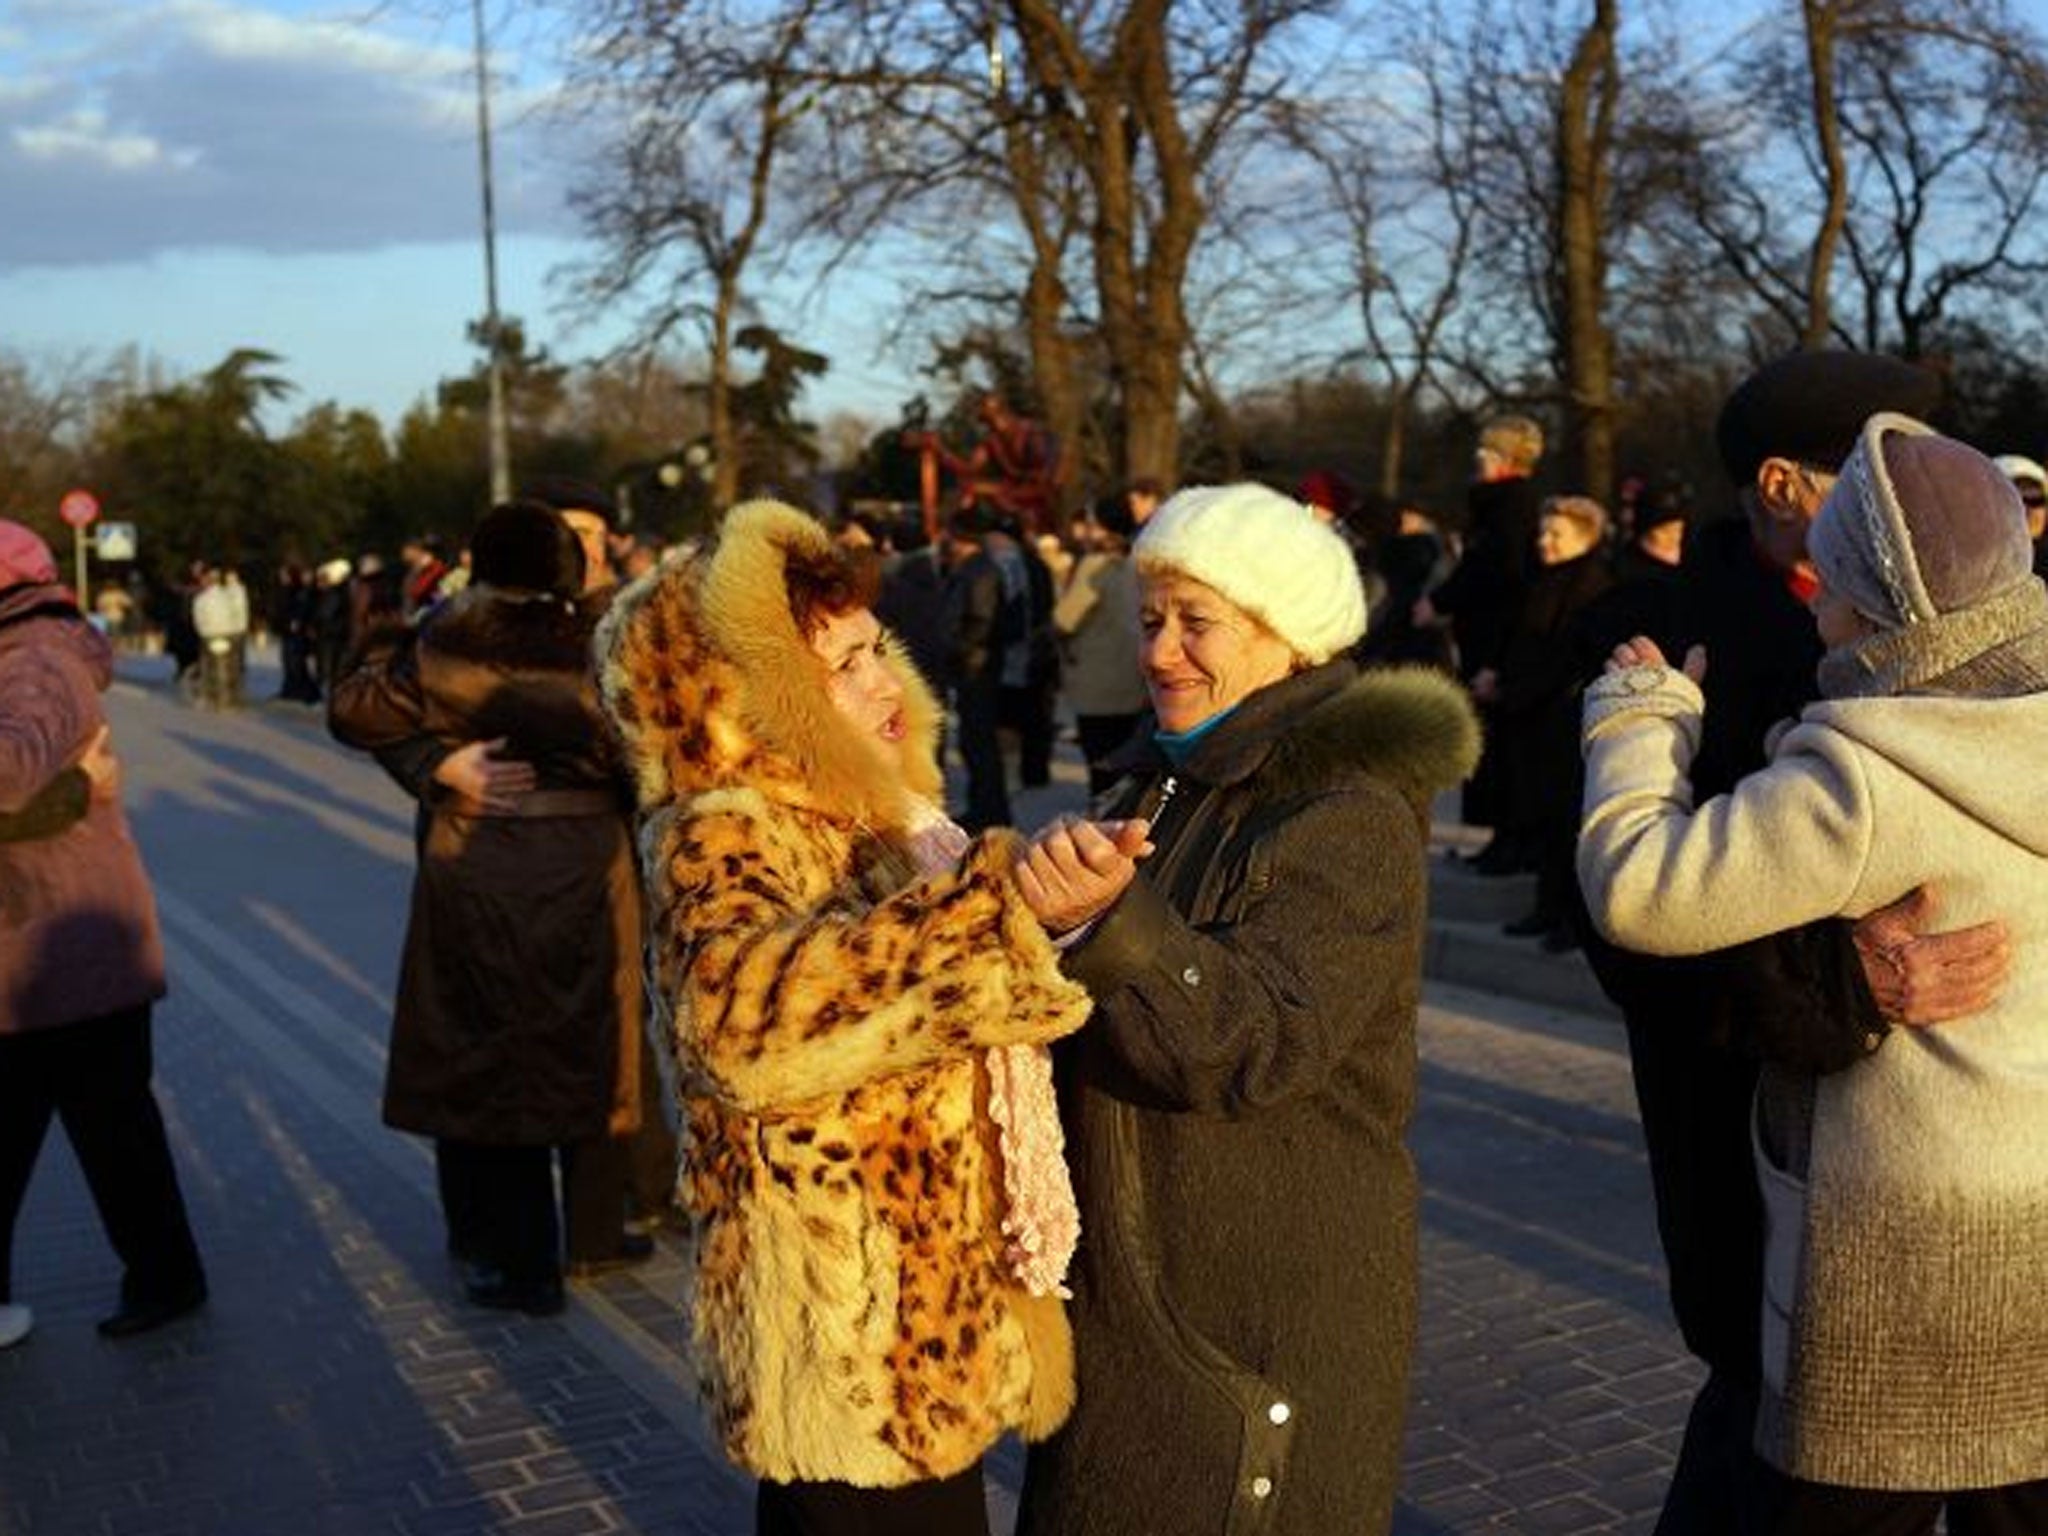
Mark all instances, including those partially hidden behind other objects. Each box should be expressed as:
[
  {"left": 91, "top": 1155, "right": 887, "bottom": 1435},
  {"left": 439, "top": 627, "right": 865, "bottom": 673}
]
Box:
[
  {"left": 1993, "top": 452, "right": 2048, "bottom": 580},
  {"left": 1010, "top": 483, "right": 1479, "bottom": 1536}
]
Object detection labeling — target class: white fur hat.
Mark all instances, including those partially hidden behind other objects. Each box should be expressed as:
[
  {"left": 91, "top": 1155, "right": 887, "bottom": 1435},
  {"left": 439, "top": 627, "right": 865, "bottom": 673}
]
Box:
[{"left": 1133, "top": 482, "right": 1367, "bottom": 665}]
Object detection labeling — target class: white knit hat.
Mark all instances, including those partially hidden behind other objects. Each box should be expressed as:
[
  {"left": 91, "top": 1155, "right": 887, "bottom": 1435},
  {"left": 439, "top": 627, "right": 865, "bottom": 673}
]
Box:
[
  {"left": 1994, "top": 454, "right": 2048, "bottom": 495},
  {"left": 1133, "top": 483, "right": 1367, "bottom": 664}
]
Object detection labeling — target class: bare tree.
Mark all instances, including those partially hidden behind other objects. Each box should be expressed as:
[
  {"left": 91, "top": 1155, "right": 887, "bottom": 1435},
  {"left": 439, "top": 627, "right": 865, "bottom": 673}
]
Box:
[
  {"left": 1277, "top": 7, "right": 1486, "bottom": 497},
  {"left": 1832, "top": 14, "right": 2048, "bottom": 356},
  {"left": 562, "top": 0, "right": 835, "bottom": 508},
  {"left": 1677, "top": 0, "right": 2048, "bottom": 356}
]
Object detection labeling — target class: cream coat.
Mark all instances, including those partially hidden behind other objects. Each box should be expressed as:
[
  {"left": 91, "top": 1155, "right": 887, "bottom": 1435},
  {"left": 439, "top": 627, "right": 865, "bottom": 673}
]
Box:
[{"left": 1580, "top": 666, "right": 2048, "bottom": 1489}]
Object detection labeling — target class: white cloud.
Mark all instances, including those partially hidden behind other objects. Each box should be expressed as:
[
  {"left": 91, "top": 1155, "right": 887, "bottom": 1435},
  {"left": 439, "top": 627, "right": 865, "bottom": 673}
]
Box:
[
  {"left": 0, "top": 0, "right": 579, "bottom": 267},
  {"left": 14, "top": 109, "right": 201, "bottom": 173}
]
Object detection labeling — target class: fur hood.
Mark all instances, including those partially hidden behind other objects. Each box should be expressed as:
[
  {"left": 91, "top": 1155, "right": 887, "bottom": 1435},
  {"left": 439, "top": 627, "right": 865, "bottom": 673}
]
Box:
[{"left": 597, "top": 500, "right": 945, "bottom": 832}]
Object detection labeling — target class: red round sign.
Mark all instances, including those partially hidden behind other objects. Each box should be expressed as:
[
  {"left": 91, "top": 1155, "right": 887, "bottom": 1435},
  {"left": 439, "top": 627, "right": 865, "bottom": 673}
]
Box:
[{"left": 58, "top": 490, "right": 100, "bottom": 529}]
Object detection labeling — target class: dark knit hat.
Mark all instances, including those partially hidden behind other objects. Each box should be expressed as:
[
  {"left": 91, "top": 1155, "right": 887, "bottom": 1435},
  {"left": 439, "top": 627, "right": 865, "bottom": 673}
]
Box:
[
  {"left": 1716, "top": 351, "right": 1944, "bottom": 488},
  {"left": 518, "top": 474, "right": 618, "bottom": 528},
  {"left": 470, "top": 500, "right": 586, "bottom": 597}
]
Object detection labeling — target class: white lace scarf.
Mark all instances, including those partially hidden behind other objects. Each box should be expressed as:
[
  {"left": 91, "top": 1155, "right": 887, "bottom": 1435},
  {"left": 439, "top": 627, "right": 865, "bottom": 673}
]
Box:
[{"left": 904, "top": 803, "right": 1080, "bottom": 1297}]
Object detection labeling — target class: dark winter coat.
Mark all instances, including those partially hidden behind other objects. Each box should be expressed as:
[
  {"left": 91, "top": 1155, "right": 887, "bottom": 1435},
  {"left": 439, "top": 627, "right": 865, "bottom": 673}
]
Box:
[
  {"left": 944, "top": 546, "right": 1014, "bottom": 686},
  {"left": 328, "top": 586, "right": 640, "bottom": 1146},
  {"left": 1495, "top": 549, "right": 1612, "bottom": 832},
  {"left": 1017, "top": 663, "right": 1480, "bottom": 1536},
  {"left": 1428, "top": 475, "right": 1542, "bottom": 677},
  {"left": 1577, "top": 514, "right": 1888, "bottom": 1388},
  {"left": 0, "top": 582, "right": 166, "bottom": 1036}
]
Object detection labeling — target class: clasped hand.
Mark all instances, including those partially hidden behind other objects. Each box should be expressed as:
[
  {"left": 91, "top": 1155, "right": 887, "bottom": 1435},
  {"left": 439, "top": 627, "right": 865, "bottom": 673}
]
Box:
[
  {"left": 1607, "top": 635, "right": 1708, "bottom": 683},
  {"left": 1015, "top": 816, "right": 1153, "bottom": 936}
]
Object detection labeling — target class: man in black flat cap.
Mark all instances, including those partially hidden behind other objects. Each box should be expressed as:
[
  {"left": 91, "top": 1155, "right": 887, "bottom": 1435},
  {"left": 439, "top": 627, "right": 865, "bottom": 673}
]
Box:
[{"left": 1578, "top": 351, "right": 2014, "bottom": 1535}]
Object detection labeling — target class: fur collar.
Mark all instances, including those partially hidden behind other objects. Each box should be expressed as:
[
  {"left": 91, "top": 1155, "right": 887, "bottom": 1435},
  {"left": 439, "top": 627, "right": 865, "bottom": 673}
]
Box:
[
  {"left": 1263, "top": 664, "right": 1481, "bottom": 808},
  {"left": 422, "top": 584, "right": 602, "bottom": 674},
  {"left": 1115, "top": 662, "right": 1480, "bottom": 811},
  {"left": 597, "top": 500, "right": 945, "bottom": 831}
]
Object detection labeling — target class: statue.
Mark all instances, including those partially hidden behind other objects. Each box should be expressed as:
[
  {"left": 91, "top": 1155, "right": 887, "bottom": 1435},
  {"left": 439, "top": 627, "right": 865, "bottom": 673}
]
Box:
[{"left": 907, "top": 392, "right": 1062, "bottom": 540}]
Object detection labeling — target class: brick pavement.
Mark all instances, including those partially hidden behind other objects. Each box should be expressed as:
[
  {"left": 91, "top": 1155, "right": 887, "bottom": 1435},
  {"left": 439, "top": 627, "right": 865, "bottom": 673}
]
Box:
[{"left": 0, "top": 666, "right": 1692, "bottom": 1535}]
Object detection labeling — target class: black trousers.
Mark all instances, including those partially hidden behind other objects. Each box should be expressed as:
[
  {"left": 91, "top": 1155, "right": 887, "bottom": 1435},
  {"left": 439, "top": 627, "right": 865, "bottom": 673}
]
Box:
[
  {"left": 954, "top": 679, "right": 1010, "bottom": 831},
  {"left": 1763, "top": 1474, "right": 2048, "bottom": 1536},
  {"left": 435, "top": 1135, "right": 648, "bottom": 1279},
  {"left": 0, "top": 1005, "right": 205, "bottom": 1307},
  {"left": 755, "top": 1463, "right": 989, "bottom": 1536},
  {"left": 1655, "top": 1370, "right": 1773, "bottom": 1536},
  {"left": 1001, "top": 678, "right": 1056, "bottom": 789}
]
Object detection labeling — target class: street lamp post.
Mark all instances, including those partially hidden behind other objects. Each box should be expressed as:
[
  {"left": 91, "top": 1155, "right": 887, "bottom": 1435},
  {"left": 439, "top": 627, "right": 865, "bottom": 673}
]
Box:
[{"left": 471, "top": 0, "right": 512, "bottom": 504}]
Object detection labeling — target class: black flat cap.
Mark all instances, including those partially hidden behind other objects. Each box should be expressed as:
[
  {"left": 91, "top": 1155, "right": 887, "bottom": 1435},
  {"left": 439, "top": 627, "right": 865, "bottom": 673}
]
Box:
[{"left": 1717, "top": 351, "right": 1944, "bottom": 488}]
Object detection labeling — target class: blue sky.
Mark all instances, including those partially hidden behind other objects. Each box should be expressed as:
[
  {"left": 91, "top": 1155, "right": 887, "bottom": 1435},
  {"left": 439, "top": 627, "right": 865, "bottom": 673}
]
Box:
[
  {"left": 7, "top": 0, "right": 2048, "bottom": 439},
  {"left": 0, "top": 0, "right": 919, "bottom": 430}
]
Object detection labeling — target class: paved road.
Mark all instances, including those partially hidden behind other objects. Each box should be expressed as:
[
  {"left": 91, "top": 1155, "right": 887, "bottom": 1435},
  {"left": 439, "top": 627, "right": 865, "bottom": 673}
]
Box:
[{"left": 0, "top": 656, "right": 1691, "bottom": 1535}]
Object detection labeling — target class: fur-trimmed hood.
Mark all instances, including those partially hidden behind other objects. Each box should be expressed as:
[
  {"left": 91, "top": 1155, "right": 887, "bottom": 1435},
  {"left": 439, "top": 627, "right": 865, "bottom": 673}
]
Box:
[{"left": 597, "top": 500, "right": 945, "bottom": 831}]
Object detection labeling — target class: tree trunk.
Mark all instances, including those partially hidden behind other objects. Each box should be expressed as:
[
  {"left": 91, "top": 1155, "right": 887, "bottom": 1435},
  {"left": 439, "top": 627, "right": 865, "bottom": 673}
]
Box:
[
  {"left": 1023, "top": 262, "right": 1082, "bottom": 528},
  {"left": 1557, "top": 0, "right": 1619, "bottom": 504},
  {"left": 1379, "top": 396, "right": 1411, "bottom": 501},
  {"left": 1010, "top": 0, "right": 1194, "bottom": 486},
  {"left": 709, "top": 284, "right": 738, "bottom": 511},
  {"left": 1800, "top": 0, "right": 1847, "bottom": 350}
]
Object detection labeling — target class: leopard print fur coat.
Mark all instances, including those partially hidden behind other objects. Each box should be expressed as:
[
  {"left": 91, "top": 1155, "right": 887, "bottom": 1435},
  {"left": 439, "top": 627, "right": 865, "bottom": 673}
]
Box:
[{"left": 597, "top": 500, "right": 1088, "bottom": 1488}]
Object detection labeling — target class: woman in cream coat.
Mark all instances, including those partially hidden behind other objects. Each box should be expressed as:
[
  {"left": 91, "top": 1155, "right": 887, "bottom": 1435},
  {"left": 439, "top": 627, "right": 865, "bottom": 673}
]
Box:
[{"left": 1580, "top": 415, "right": 2048, "bottom": 1531}]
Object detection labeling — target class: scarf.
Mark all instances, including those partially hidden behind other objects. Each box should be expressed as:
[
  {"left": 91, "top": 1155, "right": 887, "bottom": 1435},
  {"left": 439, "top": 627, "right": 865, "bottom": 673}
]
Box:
[
  {"left": 1817, "top": 581, "right": 2048, "bottom": 701},
  {"left": 904, "top": 803, "right": 1080, "bottom": 1298}
]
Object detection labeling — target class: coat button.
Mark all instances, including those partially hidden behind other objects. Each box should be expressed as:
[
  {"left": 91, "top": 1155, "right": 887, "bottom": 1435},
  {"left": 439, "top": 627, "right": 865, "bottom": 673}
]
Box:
[
  {"left": 1267, "top": 1401, "right": 1291, "bottom": 1425},
  {"left": 1250, "top": 1476, "right": 1274, "bottom": 1499},
  {"left": 1181, "top": 964, "right": 1202, "bottom": 987}
]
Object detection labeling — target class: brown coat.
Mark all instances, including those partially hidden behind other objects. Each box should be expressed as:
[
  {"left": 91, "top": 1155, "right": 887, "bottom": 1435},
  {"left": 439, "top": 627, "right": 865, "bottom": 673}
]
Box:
[
  {"left": 596, "top": 500, "right": 1089, "bottom": 1488},
  {"left": 329, "top": 587, "right": 639, "bottom": 1145}
]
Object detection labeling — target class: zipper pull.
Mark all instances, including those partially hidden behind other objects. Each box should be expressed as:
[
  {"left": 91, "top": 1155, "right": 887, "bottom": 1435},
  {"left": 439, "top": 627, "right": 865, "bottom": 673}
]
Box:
[{"left": 1148, "top": 774, "right": 1178, "bottom": 820}]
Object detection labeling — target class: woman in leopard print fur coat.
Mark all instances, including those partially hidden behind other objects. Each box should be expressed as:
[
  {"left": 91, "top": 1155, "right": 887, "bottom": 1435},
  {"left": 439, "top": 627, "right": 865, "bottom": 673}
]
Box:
[{"left": 597, "top": 500, "right": 1088, "bottom": 1536}]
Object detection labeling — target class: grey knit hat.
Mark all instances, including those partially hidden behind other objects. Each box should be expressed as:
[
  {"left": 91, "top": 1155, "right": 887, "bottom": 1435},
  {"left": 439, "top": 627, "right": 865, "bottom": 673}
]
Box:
[{"left": 1807, "top": 413, "right": 2048, "bottom": 698}]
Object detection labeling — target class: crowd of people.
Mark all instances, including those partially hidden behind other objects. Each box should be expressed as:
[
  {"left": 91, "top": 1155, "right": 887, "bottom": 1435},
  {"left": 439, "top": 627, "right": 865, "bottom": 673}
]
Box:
[{"left": 7, "top": 360, "right": 2048, "bottom": 1536}]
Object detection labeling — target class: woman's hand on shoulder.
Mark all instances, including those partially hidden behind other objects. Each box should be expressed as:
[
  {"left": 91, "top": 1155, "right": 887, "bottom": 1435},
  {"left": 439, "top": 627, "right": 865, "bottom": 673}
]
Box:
[{"left": 1016, "top": 816, "right": 1152, "bottom": 936}]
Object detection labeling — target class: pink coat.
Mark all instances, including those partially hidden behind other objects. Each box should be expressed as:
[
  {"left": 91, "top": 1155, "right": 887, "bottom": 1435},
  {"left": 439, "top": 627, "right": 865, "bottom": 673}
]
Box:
[{"left": 0, "top": 580, "right": 165, "bottom": 1034}]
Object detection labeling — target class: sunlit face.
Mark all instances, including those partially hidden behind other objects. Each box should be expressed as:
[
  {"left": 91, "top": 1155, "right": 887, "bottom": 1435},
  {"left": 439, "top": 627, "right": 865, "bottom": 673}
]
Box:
[
  {"left": 810, "top": 607, "right": 908, "bottom": 745},
  {"left": 1809, "top": 575, "right": 1876, "bottom": 651},
  {"left": 561, "top": 510, "right": 612, "bottom": 593},
  {"left": 1137, "top": 571, "right": 1299, "bottom": 734},
  {"left": 1536, "top": 513, "right": 1598, "bottom": 566},
  {"left": 2015, "top": 478, "right": 2048, "bottom": 542}
]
